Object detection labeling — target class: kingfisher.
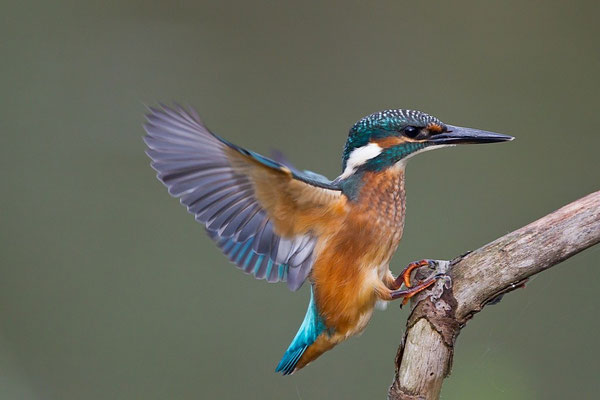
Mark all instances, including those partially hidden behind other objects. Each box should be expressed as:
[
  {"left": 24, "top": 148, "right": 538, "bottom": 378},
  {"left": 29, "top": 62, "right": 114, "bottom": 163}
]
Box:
[{"left": 144, "top": 105, "right": 513, "bottom": 375}]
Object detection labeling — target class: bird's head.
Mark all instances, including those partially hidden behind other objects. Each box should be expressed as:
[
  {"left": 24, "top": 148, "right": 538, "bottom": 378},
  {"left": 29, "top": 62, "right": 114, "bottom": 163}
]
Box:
[{"left": 340, "top": 109, "right": 513, "bottom": 179}]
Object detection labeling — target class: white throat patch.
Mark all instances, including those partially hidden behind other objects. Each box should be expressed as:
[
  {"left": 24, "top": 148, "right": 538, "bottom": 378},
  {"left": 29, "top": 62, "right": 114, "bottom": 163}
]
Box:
[
  {"left": 395, "top": 144, "right": 455, "bottom": 168},
  {"left": 340, "top": 142, "right": 382, "bottom": 179}
]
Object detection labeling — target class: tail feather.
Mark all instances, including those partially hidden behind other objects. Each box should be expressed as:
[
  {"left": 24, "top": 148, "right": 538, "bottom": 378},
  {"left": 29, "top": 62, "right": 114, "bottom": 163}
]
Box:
[
  {"left": 276, "top": 347, "right": 305, "bottom": 375},
  {"left": 276, "top": 287, "right": 326, "bottom": 375}
]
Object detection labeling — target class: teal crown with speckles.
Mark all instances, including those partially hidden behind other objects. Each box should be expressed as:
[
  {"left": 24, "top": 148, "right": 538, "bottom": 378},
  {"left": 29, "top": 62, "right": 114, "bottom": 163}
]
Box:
[{"left": 342, "top": 109, "right": 444, "bottom": 171}]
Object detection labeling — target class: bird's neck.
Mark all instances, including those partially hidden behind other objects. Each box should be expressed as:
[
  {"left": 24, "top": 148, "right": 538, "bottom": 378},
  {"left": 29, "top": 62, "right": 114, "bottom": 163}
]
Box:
[{"left": 341, "top": 167, "right": 407, "bottom": 228}]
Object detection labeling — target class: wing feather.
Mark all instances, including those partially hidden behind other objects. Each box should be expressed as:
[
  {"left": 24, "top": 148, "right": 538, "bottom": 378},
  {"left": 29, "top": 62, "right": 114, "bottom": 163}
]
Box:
[{"left": 144, "top": 104, "right": 344, "bottom": 291}]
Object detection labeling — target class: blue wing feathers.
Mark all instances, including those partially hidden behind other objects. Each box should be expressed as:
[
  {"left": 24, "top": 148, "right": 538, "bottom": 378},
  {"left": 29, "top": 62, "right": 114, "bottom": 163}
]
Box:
[
  {"left": 207, "top": 228, "right": 289, "bottom": 283},
  {"left": 144, "top": 104, "right": 331, "bottom": 291}
]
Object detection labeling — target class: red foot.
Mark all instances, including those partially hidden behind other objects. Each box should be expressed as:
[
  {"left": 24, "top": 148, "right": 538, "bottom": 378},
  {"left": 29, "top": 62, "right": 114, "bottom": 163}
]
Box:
[
  {"left": 394, "top": 259, "right": 437, "bottom": 289},
  {"left": 391, "top": 273, "right": 446, "bottom": 307}
]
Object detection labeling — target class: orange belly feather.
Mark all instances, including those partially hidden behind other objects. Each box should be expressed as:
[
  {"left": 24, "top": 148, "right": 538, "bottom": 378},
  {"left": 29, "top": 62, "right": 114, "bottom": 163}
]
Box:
[{"left": 295, "top": 168, "right": 407, "bottom": 370}]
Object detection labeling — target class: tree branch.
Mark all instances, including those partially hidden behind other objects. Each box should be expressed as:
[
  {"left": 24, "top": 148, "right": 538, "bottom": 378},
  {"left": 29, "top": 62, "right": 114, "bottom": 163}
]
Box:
[{"left": 388, "top": 190, "right": 600, "bottom": 400}]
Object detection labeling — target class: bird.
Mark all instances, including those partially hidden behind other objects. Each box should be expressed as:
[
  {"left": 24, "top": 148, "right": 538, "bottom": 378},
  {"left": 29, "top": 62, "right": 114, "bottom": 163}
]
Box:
[{"left": 143, "top": 105, "right": 513, "bottom": 375}]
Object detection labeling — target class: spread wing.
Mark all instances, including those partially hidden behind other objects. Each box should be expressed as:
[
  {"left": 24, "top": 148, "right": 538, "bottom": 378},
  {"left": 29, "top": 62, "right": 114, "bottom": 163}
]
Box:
[{"left": 143, "top": 105, "right": 343, "bottom": 291}]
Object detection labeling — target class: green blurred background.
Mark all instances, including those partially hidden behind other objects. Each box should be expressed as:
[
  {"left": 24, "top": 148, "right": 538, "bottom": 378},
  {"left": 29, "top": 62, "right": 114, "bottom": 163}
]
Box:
[{"left": 2, "top": 1, "right": 599, "bottom": 399}]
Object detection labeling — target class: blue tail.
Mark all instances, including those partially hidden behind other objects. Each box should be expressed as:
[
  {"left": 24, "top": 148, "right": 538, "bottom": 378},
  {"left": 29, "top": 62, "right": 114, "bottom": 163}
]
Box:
[{"left": 276, "top": 287, "right": 326, "bottom": 375}]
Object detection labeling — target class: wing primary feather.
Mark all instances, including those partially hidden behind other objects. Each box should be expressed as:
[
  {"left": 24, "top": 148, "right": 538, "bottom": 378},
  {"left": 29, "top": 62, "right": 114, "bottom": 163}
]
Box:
[
  {"left": 267, "top": 261, "right": 281, "bottom": 283},
  {"left": 252, "top": 219, "right": 272, "bottom": 253},
  {"left": 144, "top": 104, "right": 340, "bottom": 292},
  {"left": 254, "top": 257, "right": 271, "bottom": 279},
  {"left": 195, "top": 187, "right": 255, "bottom": 223},
  {"left": 270, "top": 234, "right": 281, "bottom": 262},
  {"left": 234, "top": 240, "right": 253, "bottom": 265},
  {"left": 207, "top": 197, "right": 255, "bottom": 231},
  {"left": 234, "top": 207, "right": 265, "bottom": 242},
  {"left": 226, "top": 242, "right": 243, "bottom": 261},
  {"left": 196, "top": 188, "right": 255, "bottom": 227},
  {"left": 218, "top": 201, "right": 260, "bottom": 238},
  {"left": 183, "top": 181, "right": 251, "bottom": 211}
]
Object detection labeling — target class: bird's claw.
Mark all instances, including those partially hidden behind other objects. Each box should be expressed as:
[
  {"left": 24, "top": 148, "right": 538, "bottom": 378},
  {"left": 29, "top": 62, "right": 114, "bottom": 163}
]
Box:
[
  {"left": 394, "top": 261, "right": 451, "bottom": 308},
  {"left": 395, "top": 259, "right": 437, "bottom": 289},
  {"left": 395, "top": 259, "right": 447, "bottom": 289}
]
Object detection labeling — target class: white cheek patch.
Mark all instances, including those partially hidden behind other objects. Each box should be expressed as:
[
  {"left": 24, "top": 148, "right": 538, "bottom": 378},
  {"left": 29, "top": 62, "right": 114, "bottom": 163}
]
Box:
[{"left": 340, "top": 142, "right": 382, "bottom": 179}]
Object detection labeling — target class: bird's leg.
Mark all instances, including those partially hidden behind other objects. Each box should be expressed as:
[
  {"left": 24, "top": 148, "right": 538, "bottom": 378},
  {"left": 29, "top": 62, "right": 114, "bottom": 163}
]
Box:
[
  {"left": 393, "top": 259, "right": 438, "bottom": 289},
  {"left": 390, "top": 273, "right": 446, "bottom": 307}
]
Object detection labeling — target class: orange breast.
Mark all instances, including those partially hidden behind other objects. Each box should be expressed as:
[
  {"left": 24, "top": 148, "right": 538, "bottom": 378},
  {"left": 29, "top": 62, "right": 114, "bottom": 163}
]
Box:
[{"left": 311, "top": 168, "right": 406, "bottom": 336}]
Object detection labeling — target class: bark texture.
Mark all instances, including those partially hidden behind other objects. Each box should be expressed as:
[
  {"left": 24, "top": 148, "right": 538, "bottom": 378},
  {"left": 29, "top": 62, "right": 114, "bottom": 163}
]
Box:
[{"left": 388, "top": 190, "right": 600, "bottom": 400}]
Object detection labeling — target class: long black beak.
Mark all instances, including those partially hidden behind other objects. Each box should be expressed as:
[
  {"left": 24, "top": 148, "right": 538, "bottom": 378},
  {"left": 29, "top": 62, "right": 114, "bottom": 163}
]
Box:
[{"left": 429, "top": 125, "right": 514, "bottom": 145}]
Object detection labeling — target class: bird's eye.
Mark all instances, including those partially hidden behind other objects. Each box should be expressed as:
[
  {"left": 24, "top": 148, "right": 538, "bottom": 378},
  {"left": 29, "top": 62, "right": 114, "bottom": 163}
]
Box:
[{"left": 404, "top": 126, "right": 419, "bottom": 138}]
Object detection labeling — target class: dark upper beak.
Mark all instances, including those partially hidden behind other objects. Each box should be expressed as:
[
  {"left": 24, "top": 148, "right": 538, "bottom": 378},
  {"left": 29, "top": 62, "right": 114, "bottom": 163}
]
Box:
[{"left": 429, "top": 125, "right": 514, "bottom": 145}]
